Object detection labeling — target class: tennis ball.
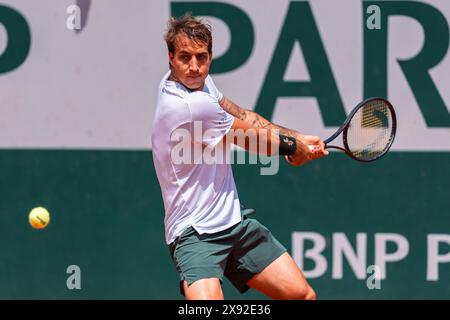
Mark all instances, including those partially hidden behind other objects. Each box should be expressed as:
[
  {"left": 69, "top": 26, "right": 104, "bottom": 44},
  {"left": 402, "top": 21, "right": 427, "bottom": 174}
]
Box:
[{"left": 29, "top": 207, "right": 50, "bottom": 229}]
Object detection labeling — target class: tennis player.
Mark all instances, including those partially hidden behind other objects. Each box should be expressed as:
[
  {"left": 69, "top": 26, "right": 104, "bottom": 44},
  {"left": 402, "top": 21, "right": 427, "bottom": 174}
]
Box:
[{"left": 152, "top": 14, "right": 328, "bottom": 300}]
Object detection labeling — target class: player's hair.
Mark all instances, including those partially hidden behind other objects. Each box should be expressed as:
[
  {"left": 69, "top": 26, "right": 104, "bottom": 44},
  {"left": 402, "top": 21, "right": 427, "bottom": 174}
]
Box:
[{"left": 164, "top": 13, "right": 212, "bottom": 54}]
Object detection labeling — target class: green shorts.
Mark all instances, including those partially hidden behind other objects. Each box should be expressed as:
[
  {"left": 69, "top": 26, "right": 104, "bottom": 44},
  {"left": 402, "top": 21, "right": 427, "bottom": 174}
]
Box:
[{"left": 168, "top": 209, "right": 287, "bottom": 295}]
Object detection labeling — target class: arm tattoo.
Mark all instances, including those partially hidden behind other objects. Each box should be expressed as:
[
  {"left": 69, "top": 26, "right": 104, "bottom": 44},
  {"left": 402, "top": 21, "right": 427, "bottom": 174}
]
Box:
[
  {"left": 219, "top": 97, "right": 301, "bottom": 137},
  {"left": 250, "top": 114, "right": 271, "bottom": 128},
  {"left": 275, "top": 125, "right": 300, "bottom": 138},
  {"left": 220, "top": 97, "right": 247, "bottom": 120}
]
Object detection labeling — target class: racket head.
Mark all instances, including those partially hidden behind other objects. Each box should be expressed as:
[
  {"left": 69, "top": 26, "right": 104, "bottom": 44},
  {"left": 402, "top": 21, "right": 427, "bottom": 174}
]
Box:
[{"left": 342, "top": 97, "right": 397, "bottom": 162}]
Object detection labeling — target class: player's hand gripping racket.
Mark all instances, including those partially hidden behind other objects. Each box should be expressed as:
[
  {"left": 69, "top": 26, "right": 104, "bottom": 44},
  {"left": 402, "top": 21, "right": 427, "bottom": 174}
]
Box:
[{"left": 323, "top": 97, "right": 397, "bottom": 162}]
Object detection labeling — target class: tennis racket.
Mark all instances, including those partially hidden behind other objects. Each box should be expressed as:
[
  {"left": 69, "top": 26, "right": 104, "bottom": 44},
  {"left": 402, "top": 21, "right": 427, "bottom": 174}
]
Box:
[{"left": 322, "top": 97, "right": 397, "bottom": 162}]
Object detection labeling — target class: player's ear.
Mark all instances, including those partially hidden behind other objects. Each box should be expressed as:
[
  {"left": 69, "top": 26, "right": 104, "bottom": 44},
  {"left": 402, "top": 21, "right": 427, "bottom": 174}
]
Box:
[{"left": 168, "top": 52, "right": 174, "bottom": 66}]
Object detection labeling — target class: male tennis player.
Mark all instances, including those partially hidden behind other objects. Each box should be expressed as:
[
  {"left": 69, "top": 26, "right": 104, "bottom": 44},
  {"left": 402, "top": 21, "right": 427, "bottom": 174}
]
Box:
[{"left": 152, "top": 14, "right": 328, "bottom": 300}]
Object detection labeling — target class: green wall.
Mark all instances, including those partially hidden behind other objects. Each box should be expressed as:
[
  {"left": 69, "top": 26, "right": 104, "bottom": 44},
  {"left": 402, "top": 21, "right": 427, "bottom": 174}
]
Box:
[{"left": 1, "top": 151, "right": 448, "bottom": 299}]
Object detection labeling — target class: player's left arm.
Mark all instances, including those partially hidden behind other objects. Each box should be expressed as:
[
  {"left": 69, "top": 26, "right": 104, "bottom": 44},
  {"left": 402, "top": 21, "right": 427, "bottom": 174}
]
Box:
[{"left": 219, "top": 96, "right": 323, "bottom": 148}]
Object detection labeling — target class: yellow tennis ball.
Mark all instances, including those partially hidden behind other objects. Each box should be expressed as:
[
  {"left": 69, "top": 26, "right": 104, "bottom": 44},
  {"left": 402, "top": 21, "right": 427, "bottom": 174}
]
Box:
[{"left": 29, "top": 207, "right": 50, "bottom": 229}]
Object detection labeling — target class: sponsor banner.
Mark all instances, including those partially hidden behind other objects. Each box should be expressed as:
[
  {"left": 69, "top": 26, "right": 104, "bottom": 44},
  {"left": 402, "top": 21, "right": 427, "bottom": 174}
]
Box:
[{"left": 0, "top": 0, "right": 449, "bottom": 149}]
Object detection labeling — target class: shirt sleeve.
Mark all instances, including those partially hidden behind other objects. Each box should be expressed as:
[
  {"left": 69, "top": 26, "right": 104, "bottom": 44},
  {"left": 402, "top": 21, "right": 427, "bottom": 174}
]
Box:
[
  {"left": 204, "top": 75, "right": 224, "bottom": 102},
  {"left": 186, "top": 91, "right": 234, "bottom": 148}
]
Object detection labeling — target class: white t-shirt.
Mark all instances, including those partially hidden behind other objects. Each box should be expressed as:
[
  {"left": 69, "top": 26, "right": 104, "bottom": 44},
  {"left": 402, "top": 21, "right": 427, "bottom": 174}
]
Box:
[{"left": 152, "top": 71, "right": 242, "bottom": 244}]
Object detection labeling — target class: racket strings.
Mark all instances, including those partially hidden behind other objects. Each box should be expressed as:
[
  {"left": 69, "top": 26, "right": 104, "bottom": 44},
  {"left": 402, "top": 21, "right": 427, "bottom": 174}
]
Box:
[{"left": 346, "top": 100, "right": 395, "bottom": 161}]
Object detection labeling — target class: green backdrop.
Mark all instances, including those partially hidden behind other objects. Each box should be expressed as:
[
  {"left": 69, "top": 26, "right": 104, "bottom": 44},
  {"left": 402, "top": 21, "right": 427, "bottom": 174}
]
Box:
[{"left": 1, "top": 151, "right": 448, "bottom": 299}]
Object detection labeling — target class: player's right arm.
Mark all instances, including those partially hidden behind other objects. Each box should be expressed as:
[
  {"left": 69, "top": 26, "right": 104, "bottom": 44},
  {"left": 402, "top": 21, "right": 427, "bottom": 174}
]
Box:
[
  {"left": 220, "top": 97, "right": 323, "bottom": 147},
  {"left": 226, "top": 117, "right": 324, "bottom": 166},
  {"left": 220, "top": 97, "right": 328, "bottom": 165}
]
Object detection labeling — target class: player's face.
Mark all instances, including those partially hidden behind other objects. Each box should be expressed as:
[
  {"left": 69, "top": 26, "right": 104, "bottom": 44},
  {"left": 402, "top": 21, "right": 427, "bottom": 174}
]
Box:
[{"left": 169, "top": 35, "right": 212, "bottom": 90}]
